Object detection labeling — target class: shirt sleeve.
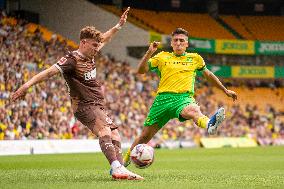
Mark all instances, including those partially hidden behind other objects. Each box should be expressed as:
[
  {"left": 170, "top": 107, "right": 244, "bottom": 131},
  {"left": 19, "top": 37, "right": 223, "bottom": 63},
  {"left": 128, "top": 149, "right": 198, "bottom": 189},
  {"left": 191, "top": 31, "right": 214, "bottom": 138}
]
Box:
[
  {"left": 54, "top": 56, "right": 76, "bottom": 74},
  {"left": 196, "top": 54, "right": 206, "bottom": 71},
  {"left": 148, "top": 52, "right": 163, "bottom": 72}
]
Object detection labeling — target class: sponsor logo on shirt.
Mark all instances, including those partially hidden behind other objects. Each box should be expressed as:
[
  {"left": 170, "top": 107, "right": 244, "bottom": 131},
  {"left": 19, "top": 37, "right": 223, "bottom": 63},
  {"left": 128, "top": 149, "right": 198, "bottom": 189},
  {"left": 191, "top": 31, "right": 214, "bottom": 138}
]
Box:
[
  {"left": 164, "top": 61, "right": 194, "bottom": 66},
  {"left": 84, "top": 68, "right": 96, "bottom": 80}
]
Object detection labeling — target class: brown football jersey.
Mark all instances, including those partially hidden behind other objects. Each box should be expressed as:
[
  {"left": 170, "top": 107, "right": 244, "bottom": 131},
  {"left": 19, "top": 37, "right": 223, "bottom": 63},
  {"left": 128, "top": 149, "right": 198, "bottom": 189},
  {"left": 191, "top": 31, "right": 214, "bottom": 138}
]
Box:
[{"left": 55, "top": 51, "right": 104, "bottom": 111}]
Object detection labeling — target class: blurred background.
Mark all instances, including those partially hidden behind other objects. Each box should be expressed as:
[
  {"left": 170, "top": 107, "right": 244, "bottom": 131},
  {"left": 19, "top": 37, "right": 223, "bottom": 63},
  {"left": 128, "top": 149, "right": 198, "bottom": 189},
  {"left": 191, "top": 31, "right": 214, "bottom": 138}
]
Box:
[{"left": 0, "top": 0, "right": 284, "bottom": 153}]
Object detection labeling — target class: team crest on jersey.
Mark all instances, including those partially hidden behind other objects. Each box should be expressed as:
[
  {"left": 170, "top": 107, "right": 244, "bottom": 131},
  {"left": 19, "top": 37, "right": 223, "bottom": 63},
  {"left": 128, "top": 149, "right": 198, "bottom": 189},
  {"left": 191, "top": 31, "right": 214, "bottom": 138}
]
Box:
[
  {"left": 58, "top": 57, "right": 67, "bottom": 65},
  {"left": 186, "top": 57, "right": 193, "bottom": 62}
]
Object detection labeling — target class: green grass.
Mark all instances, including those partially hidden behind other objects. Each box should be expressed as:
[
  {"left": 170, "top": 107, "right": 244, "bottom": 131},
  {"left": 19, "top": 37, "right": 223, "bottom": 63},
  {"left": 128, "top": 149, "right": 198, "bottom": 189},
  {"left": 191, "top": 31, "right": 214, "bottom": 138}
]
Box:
[{"left": 1, "top": 146, "right": 284, "bottom": 189}]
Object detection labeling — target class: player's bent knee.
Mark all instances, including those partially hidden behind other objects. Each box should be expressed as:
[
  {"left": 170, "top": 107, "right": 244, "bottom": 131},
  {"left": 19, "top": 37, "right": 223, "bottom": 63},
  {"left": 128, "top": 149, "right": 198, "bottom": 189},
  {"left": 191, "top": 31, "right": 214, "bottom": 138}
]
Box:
[
  {"left": 111, "top": 129, "right": 121, "bottom": 142},
  {"left": 96, "top": 126, "right": 112, "bottom": 138},
  {"left": 181, "top": 104, "right": 201, "bottom": 119},
  {"left": 191, "top": 106, "right": 201, "bottom": 114}
]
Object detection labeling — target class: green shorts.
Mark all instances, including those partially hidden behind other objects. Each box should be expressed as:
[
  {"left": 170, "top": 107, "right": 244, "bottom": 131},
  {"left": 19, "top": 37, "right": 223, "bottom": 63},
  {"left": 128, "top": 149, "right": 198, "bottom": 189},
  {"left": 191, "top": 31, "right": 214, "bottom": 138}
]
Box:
[{"left": 144, "top": 92, "right": 196, "bottom": 128}]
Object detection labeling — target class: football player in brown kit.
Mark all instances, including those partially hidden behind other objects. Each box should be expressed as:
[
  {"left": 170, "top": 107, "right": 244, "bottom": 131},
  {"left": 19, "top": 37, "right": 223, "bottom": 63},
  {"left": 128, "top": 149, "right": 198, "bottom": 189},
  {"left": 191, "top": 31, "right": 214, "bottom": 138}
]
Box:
[{"left": 11, "top": 7, "right": 143, "bottom": 180}]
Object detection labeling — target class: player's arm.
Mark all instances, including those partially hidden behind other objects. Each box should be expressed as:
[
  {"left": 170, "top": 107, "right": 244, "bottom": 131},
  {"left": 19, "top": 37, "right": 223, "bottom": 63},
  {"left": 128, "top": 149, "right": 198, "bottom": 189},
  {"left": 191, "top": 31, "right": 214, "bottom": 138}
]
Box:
[
  {"left": 98, "top": 7, "right": 130, "bottom": 50},
  {"left": 11, "top": 65, "right": 59, "bottom": 101},
  {"left": 202, "top": 68, "right": 238, "bottom": 101},
  {"left": 137, "top": 41, "right": 160, "bottom": 74}
]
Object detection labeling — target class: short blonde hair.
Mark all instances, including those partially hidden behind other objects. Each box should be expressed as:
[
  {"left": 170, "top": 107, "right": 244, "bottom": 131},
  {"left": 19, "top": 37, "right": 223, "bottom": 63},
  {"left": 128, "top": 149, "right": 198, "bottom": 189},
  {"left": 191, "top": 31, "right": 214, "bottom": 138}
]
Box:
[{"left": 80, "top": 26, "right": 102, "bottom": 42}]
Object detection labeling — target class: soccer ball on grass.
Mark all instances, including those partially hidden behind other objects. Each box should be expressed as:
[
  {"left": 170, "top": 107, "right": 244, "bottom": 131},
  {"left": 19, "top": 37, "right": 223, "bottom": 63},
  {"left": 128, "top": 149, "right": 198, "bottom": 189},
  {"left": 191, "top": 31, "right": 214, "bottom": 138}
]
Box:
[{"left": 130, "top": 144, "right": 154, "bottom": 169}]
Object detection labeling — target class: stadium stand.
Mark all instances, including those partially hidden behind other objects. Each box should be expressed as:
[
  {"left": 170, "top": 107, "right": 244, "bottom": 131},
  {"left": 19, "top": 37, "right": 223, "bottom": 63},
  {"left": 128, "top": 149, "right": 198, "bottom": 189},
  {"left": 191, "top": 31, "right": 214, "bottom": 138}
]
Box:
[
  {"left": 101, "top": 5, "right": 284, "bottom": 41},
  {"left": 1, "top": 13, "right": 284, "bottom": 146},
  {"left": 239, "top": 16, "right": 284, "bottom": 41},
  {"left": 101, "top": 5, "right": 235, "bottom": 39},
  {"left": 220, "top": 15, "right": 284, "bottom": 41},
  {"left": 219, "top": 15, "right": 255, "bottom": 40}
]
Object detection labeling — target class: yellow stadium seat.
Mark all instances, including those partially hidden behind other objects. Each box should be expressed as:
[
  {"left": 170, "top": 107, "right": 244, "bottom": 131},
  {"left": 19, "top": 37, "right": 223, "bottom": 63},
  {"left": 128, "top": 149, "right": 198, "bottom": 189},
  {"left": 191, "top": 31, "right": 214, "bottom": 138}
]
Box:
[
  {"left": 196, "top": 87, "right": 284, "bottom": 114},
  {"left": 240, "top": 16, "right": 284, "bottom": 41},
  {"left": 220, "top": 15, "right": 255, "bottom": 40}
]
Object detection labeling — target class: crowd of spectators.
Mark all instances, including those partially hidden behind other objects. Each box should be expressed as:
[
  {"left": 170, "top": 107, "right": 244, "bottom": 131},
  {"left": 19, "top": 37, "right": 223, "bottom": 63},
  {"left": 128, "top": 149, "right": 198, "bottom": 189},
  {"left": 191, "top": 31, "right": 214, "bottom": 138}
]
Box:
[{"left": 1, "top": 15, "right": 284, "bottom": 147}]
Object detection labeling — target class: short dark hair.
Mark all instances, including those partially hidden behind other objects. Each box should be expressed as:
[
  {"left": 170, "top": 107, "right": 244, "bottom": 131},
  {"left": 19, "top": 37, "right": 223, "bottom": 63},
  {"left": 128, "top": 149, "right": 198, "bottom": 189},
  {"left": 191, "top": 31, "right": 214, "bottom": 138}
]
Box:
[
  {"left": 171, "top": 28, "right": 189, "bottom": 37},
  {"left": 80, "top": 26, "right": 102, "bottom": 41}
]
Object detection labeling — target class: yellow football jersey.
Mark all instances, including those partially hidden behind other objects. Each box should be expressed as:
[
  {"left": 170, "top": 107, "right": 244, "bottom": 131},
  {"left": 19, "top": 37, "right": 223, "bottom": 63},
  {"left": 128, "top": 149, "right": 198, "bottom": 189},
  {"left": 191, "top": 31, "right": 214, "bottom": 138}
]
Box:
[{"left": 148, "top": 51, "right": 206, "bottom": 94}]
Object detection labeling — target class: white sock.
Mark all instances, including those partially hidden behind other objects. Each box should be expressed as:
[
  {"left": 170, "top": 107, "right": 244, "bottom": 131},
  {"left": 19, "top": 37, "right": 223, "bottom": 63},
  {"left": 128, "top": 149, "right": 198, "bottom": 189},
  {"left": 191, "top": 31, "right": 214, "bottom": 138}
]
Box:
[
  {"left": 206, "top": 120, "right": 210, "bottom": 127},
  {"left": 111, "top": 160, "right": 121, "bottom": 170}
]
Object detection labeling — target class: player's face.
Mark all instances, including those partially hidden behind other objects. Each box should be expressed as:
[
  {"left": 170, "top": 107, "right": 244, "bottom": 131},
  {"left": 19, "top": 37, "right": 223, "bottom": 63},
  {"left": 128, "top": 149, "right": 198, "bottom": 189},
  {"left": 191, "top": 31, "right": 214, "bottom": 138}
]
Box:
[
  {"left": 171, "top": 34, "right": 188, "bottom": 55},
  {"left": 82, "top": 39, "right": 101, "bottom": 58}
]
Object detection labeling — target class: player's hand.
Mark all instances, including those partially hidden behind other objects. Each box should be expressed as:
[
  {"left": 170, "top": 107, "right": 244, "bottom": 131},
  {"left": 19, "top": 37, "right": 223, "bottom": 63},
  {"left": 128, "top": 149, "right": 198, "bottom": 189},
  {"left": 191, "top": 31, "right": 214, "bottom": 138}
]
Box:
[
  {"left": 11, "top": 84, "right": 29, "bottom": 102},
  {"left": 225, "top": 89, "right": 237, "bottom": 101},
  {"left": 117, "top": 7, "right": 130, "bottom": 28},
  {"left": 148, "top": 41, "right": 160, "bottom": 54}
]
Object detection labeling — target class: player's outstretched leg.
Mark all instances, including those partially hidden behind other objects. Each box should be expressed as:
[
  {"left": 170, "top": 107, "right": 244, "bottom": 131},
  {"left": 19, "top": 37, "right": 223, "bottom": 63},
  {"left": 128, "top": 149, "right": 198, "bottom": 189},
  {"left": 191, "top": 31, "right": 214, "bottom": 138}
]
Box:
[
  {"left": 207, "top": 107, "right": 225, "bottom": 135},
  {"left": 111, "top": 129, "right": 124, "bottom": 165},
  {"left": 99, "top": 132, "right": 144, "bottom": 180},
  {"left": 123, "top": 148, "right": 131, "bottom": 167},
  {"left": 109, "top": 128, "right": 135, "bottom": 178},
  {"left": 92, "top": 116, "right": 143, "bottom": 180}
]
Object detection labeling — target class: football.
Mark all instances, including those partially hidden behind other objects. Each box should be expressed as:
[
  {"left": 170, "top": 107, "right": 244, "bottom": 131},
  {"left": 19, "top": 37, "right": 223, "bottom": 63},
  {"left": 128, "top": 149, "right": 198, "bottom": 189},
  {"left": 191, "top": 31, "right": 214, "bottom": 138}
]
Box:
[{"left": 130, "top": 144, "right": 155, "bottom": 169}]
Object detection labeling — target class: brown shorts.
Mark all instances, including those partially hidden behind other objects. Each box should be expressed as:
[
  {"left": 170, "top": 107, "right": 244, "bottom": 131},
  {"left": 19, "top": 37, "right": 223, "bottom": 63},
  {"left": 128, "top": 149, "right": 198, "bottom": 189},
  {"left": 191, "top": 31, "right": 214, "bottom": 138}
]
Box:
[{"left": 74, "top": 104, "right": 118, "bottom": 132}]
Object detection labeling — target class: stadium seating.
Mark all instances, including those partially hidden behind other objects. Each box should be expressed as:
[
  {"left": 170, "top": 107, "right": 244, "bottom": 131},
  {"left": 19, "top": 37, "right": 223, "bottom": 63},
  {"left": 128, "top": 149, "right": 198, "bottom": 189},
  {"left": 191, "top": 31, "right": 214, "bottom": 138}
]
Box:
[
  {"left": 101, "top": 5, "right": 284, "bottom": 41},
  {"left": 220, "top": 15, "right": 284, "bottom": 41},
  {"left": 1, "top": 15, "right": 283, "bottom": 145},
  {"left": 197, "top": 87, "right": 284, "bottom": 113},
  {"left": 26, "top": 23, "right": 78, "bottom": 48},
  {"left": 219, "top": 15, "right": 255, "bottom": 40},
  {"left": 239, "top": 16, "right": 284, "bottom": 41},
  {"left": 101, "top": 5, "right": 235, "bottom": 39},
  {"left": 100, "top": 5, "right": 153, "bottom": 32}
]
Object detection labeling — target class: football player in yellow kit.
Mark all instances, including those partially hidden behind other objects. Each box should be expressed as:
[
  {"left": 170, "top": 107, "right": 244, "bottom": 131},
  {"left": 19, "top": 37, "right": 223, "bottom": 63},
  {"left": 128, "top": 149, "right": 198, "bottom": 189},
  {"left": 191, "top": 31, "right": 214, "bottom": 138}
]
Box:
[{"left": 124, "top": 28, "right": 237, "bottom": 167}]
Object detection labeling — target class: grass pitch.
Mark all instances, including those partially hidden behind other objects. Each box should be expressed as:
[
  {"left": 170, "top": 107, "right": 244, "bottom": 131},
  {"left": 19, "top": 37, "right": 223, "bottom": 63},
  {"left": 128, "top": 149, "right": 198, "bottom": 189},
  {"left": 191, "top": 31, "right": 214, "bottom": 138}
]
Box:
[{"left": 0, "top": 146, "right": 284, "bottom": 189}]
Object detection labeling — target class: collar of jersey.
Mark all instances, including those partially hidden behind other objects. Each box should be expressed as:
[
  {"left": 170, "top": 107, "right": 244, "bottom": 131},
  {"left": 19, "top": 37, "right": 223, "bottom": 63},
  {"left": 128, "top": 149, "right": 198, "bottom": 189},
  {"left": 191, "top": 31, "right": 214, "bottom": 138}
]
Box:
[
  {"left": 172, "top": 52, "right": 186, "bottom": 57},
  {"left": 75, "top": 50, "right": 92, "bottom": 61}
]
